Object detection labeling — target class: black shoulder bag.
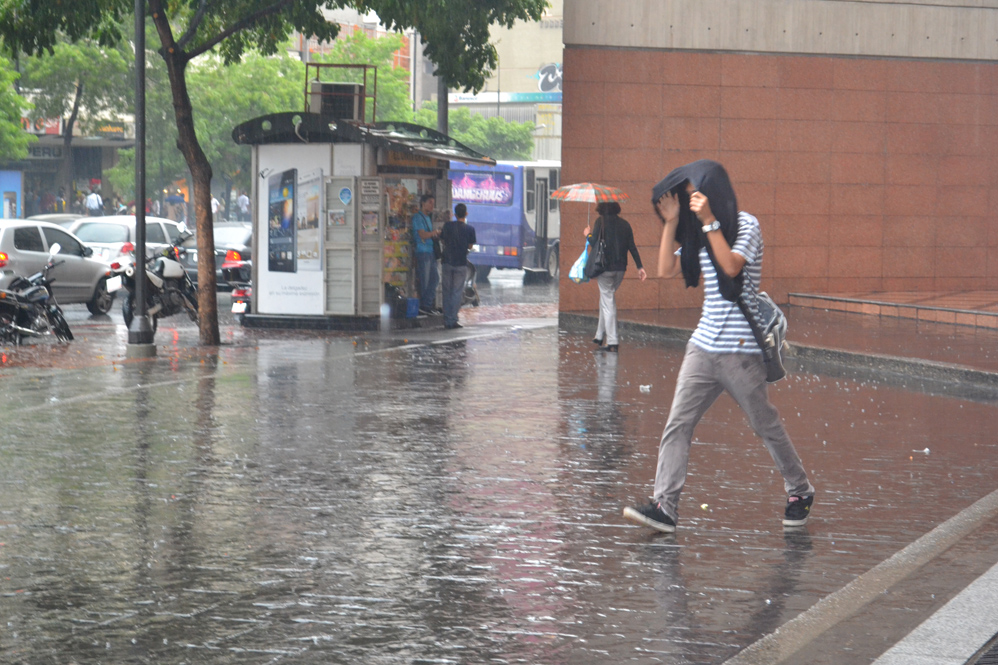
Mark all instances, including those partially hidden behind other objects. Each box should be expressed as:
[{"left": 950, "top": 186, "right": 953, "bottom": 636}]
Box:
[{"left": 584, "top": 223, "right": 607, "bottom": 279}]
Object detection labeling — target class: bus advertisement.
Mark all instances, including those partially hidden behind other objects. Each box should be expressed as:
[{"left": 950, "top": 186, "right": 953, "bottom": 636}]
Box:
[{"left": 448, "top": 160, "right": 561, "bottom": 280}]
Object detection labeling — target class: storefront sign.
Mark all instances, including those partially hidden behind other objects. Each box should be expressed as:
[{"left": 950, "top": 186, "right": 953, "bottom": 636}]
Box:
[
  {"left": 385, "top": 150, "right": 444, "bottom": 170},
  {"left": 26, "top": 145, "right": 64, "bottom": 160},
  {"left": 98, "top": 122, "right": 126, "bottom": 139},
  {"left": 20, "top": 117, "right": 62, "bottom": 135}
]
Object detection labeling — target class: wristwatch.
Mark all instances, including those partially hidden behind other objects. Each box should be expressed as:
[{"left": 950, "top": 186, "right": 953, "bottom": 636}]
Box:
[{"left": 702, "top": 220, "right": 721, "bottom": 233}]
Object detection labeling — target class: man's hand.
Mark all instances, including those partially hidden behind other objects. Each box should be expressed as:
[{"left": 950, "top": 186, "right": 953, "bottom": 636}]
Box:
[{"left": 689, "top": 191, "right": 716, "bottom": 224}]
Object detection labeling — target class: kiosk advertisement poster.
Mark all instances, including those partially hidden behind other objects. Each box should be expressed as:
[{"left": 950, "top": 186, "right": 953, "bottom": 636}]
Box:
[
  {"left": 268, "top": 169, "right": 297, "bottom": 273},
  {"left": 297, "top": 171, "right": 323, "bottom": 271}
]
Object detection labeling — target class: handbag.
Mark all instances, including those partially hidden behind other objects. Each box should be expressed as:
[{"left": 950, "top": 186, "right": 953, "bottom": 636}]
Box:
[
  {"left": 432, "top": 238, "right": 442, "bottom": 261},
  {"left": 737, "top": 289, "right": 789, "bottom": 383},
  {"left": 569, "top": 245, "right": 590, "bottom": 283},
  {"left": 583, "top": 225, "right": 607, "bottom": 279}
]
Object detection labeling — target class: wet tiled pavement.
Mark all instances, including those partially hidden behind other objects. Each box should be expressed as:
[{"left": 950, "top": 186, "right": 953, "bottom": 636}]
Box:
[{"left": 0, "top": 282, "right": 995, "bottom": 664}]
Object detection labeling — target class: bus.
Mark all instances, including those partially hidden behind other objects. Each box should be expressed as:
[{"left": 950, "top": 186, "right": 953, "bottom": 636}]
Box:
[{"left": 448, "top": 160, "right": 561, "bottom": 280}]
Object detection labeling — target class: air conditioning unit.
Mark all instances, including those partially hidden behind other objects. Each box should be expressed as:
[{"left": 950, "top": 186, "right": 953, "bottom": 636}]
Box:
[{"left": 309, "top": 81, "right": 364, "bottom": 121}]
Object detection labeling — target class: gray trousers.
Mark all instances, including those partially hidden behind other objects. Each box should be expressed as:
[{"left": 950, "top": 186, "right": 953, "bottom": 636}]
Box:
[
  {"left": 595, "top": 270, "right": 625, "bottom": 345},
  {"left": 653, "top": 342, "right": 814, "bottom": 520}
]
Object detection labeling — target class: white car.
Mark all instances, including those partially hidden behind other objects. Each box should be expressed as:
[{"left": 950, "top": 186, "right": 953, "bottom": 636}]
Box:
[
  {"left": 69, "top": 215, "right": 183, "bottom": 264},
  {"left": 0, "top": 220, "right": 116, "bottom": 314}
]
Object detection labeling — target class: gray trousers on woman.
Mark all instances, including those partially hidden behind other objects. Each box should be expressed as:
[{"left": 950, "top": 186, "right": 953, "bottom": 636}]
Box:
[
  {"left": 653, "top": 342, "right": 814, "bottom": 521},
  {"left": 595, "top": 270, "right": 625, "bottom": 345}
]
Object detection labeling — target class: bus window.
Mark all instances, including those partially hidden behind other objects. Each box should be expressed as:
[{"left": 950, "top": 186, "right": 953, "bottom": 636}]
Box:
[
  {"left": 526, "top": 169, "right": 535, "bottom": 211},
  {"left": 548, "top": 169, "right": 559, "bottom": 211}
]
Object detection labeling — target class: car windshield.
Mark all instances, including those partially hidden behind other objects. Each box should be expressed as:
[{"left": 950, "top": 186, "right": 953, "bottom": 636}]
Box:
[{"left": 74, "top": 222, "right": 130, "bottom": 243}]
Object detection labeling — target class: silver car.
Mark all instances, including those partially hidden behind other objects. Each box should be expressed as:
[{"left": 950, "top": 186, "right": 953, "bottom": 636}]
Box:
[
  {"left": 0, "top": 220, "right": 116, "bottom": 315},
  {"left": 69, "top": 215, "right": 182, "bottom": 264}
]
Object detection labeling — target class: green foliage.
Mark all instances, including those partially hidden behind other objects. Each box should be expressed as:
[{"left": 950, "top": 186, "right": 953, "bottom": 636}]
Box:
[
  {"left": 413, "top": 102, "right": 533, "bottom": 160},
  {"left": 0, "top": 0, "right": 130, "bottom": 57},
  {"left": 0, "top": 54, "right": 35, "bottom": 160},
  {"left": 20, "top": 38, "right": 132, "bottom": 134},
  {"left": 361, "top": 0, "right": 548, "bottom": 92},
  {"left": 313, "top": 30, "right": 411, "bottom": 122}
]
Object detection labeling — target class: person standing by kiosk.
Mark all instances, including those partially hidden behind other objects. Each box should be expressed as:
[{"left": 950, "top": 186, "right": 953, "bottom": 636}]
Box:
[
  {"left": 439, "top": 204, "right": 476, "bottom": 329},
  {"left": 412, "top": 194, "right": 440, "bottom": 315}
]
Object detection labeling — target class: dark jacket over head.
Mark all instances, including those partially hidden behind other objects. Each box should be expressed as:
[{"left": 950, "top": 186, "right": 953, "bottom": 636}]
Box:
[{"left": 651, "top": 159, "right": 742, "bottom": 302}]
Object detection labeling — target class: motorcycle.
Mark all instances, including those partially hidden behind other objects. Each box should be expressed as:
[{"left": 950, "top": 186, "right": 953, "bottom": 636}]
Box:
[
  {"left": 0, "top": 244, "right": 74, "bottom": 345},
  {"left": 109, "top": 224, "right": 198, "bottom": 333}
]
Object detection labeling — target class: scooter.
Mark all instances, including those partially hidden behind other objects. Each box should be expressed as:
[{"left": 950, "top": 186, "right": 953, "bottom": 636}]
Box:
[
  {"left": 109, "top": 224, "right": 198, "bottom": 333},
  {"left": 0, "top": 244, "right": 74, "bottom": 345}
]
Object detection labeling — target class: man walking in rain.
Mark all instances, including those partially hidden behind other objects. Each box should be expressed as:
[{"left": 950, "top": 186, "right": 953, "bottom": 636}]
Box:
[{"left": 623, "top": 160, "right": 815, "bottom": 533}]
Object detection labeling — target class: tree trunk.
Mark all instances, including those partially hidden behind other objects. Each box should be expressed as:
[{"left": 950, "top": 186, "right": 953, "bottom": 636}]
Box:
[
  {"left": 57, "top": 80, "right": 83, "bottom": 202},
  {"left": 150, "top": 3, "right": 219, "bottom": 345}
]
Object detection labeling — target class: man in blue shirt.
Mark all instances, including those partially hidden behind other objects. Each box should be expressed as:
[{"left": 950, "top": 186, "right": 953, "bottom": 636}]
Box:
[
  {"left": 624, "top": 160, "right": 815, "bottom": 534},
  {"left": 412, "top": 193, "right": 440, "bottom": 314}
]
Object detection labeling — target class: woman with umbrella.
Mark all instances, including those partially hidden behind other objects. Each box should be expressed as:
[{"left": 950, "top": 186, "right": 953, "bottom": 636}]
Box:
[{"left": 581, "top": 192, "right": 647, "bottom": 352}]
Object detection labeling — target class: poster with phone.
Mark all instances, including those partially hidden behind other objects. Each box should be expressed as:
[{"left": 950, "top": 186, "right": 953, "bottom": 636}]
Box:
[
  {"left": 268, "top": 169, "right": 297, "bottom": 272},
  {"left": 296, "top": 171, "right": 322, "bottom": 271}
]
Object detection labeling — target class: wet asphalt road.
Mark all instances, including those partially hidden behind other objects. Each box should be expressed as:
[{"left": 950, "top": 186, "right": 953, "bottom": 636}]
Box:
[{"left": 0, "top": 271, "right": 996, "bottom": 664}]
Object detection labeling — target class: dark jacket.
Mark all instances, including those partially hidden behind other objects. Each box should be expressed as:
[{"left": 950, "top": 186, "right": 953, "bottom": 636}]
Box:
[{"left": 588, "top": 214, "right": 642, "bottom": 272}]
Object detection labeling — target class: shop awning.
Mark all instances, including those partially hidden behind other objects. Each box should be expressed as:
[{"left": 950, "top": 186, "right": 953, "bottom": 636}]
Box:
[{"left": 231, "top": 112, "right": 496, "bottom": 166}]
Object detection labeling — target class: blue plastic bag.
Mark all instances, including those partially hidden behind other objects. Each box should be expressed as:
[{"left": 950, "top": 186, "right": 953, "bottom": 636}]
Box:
[{"left": 569, "top": 245, "right": 589, "bottom": 284}]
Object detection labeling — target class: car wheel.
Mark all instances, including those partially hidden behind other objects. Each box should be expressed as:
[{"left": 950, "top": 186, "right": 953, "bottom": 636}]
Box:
[{"left": 86, "top": 276, "right": 115, "bottom": 315}]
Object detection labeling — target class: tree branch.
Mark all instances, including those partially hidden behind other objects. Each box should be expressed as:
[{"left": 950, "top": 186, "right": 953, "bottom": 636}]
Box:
[
  {"left": 183, "top": 0, "right": 294, "bottom": 61},
  {"left": 176, "top": 0, "right": 209, "bottom": 51}
]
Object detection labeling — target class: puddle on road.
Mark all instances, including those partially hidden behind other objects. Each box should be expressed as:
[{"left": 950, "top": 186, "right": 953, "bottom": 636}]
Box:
[{"left": 0, "top": 328, "right": 995, "bottom": 663}]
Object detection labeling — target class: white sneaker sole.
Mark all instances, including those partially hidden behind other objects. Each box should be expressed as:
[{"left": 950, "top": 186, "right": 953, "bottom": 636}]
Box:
[
  {"left": 622, "top": 507, "right": 676, "bottom": 533},
  {"left": 782, "top": 515, "right": 810, "bottom": 527}
]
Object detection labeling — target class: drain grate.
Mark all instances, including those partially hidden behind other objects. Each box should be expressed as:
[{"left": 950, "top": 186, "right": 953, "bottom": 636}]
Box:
[{"left": 969, "top": 632, "right": 998, "bottom": 665}]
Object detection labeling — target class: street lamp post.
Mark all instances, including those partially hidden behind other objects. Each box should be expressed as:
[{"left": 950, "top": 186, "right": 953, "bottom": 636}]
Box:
[{"left": 127, "top": 0, "right": 156, "bottom": 357}]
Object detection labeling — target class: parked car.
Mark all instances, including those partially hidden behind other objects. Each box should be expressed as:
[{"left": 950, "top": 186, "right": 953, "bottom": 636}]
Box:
[
  {"left": 28, "top": 213, "right": 84, "bottom": 229},
  {"left": 0, "top": 219, "right": 116, "bottom": 314},
  {"left": 69, "top": 215, "right": 182, "bottom": 264},
  {"left": 179, "top": 221, "right": 252, "bottom": 288}
]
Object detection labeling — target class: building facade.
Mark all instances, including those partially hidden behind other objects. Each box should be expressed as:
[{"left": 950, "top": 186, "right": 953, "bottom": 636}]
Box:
[{"left": 559, "top": 0, "right": 998, "bottom": 312}]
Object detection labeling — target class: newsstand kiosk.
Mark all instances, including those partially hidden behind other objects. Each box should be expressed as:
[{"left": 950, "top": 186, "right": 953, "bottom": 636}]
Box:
[{"left": 231, "top": 111, "right": 494, "bottom": 329}]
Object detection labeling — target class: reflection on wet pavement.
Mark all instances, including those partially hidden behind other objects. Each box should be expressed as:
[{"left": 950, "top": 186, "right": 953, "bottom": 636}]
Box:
[{"left": 0, "top": 308, "right": 996, "bottom": 662}]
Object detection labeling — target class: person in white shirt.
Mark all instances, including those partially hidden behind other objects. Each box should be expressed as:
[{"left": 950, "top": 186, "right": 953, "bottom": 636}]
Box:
[
  {"left": 236, "top": 191, "right": 250, "bottom": 221},
  {"left": 85, "top": 190, "right": 103, "bottom": 216}
]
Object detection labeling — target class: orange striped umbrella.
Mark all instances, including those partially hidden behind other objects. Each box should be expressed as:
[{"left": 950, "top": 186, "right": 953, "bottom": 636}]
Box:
[{"left": 550, "top": 182, "right": 630, "bottom": 203}]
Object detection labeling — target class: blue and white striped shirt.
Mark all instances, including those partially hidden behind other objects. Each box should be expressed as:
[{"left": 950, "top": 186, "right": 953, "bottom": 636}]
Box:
[{"left": 689, "top": 211, "right": 763, "bottom": 354}]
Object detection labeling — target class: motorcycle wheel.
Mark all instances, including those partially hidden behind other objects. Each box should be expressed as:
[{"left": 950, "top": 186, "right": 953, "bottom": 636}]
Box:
[
  {"left": 50, "top": 308, "right": 73, "bottom": 342},
  {"left": 86, "top": 276, "right": 115, "bottom": 316},
  {"left": 122, "top": 293, "right": 158, "bottom": 334},
  {"left": 0, "top": 313, "right": 21, "bottom": 346}
]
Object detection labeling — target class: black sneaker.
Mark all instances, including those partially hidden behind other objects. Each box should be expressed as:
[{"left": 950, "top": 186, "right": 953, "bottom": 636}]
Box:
[
  {"left": 623, "top": 501, "right": 676, "bottom": 533},
  {"left": 783, "top": 495, "right": 813, "bottom": 526}
]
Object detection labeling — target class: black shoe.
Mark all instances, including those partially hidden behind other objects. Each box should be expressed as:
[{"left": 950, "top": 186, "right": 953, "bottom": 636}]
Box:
[
  {"left": 419, "top": 307, "right": 434, "bottom": 315},
  {"left": 783, "top": 495, "right": 813, "bottom": 526},
  {"left": 623, "top": 501, "right": 676, "bottom": 533},
  {"left": 606, "top": 344, "right": 619, "bottom": 352},
  {"left": 444, "top": 323, "right": 463, "bottom": 329},
  {"left": 593, "top": 336, "right": 605, "bottom": 346}
]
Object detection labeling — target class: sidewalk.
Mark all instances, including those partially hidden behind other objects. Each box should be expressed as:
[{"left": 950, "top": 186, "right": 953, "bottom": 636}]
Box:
[
  {"left": 561, "top": 301, "right": 998, "bottom": 665},
  {"left": 0, "top": 299, "right": 995, "bottom": 663}
]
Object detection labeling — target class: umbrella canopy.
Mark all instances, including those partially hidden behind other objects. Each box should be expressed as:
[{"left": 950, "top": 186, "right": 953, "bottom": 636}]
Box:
[{"left": 550, "top": 182, "right": 630, "bottom": 203}]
